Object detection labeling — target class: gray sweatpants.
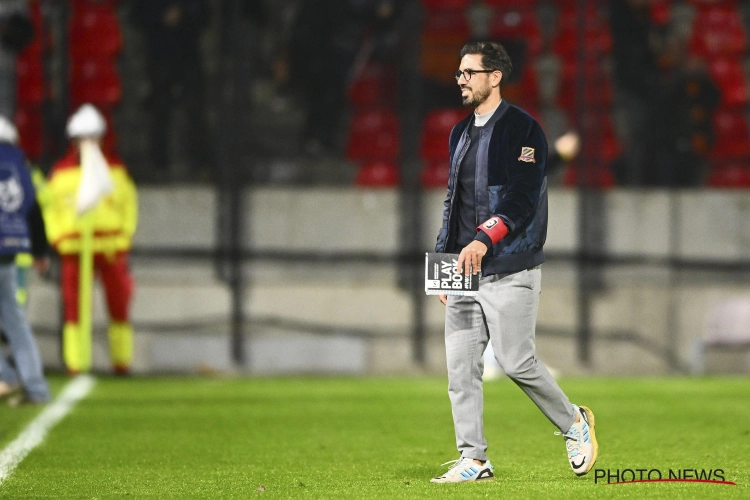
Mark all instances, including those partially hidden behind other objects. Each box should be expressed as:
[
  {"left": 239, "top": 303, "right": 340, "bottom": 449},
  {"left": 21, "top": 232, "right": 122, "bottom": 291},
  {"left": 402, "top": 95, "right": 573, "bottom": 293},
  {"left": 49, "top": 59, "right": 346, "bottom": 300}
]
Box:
[{"left": 444, "top": 266, "right": 575, "bottom": 461}]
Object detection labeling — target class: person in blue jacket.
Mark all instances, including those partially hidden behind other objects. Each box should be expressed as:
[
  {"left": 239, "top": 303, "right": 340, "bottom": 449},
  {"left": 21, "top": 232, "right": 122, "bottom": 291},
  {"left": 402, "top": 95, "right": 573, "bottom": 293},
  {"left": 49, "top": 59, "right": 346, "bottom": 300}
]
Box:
[
  {"left": 0, "top": 116, "right": 50, "bottom": 405},
  {"left": 430, "top": 42, "right": 597, "bottom": 483}
]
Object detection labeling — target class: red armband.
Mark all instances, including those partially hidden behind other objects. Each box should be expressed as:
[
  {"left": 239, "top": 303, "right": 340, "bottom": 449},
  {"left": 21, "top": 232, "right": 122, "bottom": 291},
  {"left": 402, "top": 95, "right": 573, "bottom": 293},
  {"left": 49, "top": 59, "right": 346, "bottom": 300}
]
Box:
[{"left": 477, "top": 216, "right": 508, "bottom": 245}]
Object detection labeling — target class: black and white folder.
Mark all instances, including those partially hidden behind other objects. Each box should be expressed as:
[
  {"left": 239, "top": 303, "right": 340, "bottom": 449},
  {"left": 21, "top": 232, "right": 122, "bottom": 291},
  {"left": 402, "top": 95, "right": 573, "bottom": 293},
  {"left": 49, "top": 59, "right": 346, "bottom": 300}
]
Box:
[{"left": 424, "top": 253, "right": 479, "bottom": 296}]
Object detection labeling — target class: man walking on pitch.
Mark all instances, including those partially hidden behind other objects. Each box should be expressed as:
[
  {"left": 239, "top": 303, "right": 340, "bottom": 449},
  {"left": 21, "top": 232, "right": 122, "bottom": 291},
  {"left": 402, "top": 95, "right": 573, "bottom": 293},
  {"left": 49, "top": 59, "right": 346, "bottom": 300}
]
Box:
[
  {"left": 431, "top": 42, "right": 598, "bottom": 483},
  {"left": 0, "top": 116, "right": 50, "bottom": 405}
]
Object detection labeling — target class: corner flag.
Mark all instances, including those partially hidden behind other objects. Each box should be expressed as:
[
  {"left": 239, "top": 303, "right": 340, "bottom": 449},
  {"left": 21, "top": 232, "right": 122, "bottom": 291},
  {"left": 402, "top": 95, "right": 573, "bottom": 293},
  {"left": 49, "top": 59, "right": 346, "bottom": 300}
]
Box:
[{"left": 75, "top": 138, "right": 113, "bottom": 371}]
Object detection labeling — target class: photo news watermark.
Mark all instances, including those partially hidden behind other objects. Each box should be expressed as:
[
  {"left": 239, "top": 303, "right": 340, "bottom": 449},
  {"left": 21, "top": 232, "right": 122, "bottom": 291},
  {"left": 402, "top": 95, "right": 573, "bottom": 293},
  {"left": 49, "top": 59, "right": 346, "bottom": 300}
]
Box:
[{"left": 594, "top": 468, "right": 736, "bottom": 486}]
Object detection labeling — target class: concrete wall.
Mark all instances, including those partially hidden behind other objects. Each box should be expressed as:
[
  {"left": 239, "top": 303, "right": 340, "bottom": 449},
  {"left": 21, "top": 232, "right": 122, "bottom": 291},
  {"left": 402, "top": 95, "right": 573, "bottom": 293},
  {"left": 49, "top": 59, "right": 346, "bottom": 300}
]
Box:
[{"left": 26, "top": 187, "right": 750, "bottom": 375}]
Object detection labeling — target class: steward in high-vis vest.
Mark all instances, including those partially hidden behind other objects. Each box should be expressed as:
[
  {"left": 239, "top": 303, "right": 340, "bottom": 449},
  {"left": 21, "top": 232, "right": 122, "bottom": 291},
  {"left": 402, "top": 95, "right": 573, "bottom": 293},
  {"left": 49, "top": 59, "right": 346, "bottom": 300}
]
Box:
[{"left": 43, "top": 105, "right": 138, "bottom": 375}]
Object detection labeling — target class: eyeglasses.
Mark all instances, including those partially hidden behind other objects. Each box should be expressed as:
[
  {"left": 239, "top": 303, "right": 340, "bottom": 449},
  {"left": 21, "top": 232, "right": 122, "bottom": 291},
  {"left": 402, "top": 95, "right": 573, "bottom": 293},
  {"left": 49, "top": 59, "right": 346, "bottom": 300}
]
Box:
[{"left": 454, "top": 69, "right": 495, "bottom": 82}]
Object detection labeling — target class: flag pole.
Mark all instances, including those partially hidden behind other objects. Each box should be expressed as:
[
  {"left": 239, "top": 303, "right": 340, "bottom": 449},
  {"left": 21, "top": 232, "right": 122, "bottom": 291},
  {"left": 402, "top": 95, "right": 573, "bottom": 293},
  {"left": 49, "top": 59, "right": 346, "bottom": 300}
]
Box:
[{"left": 78, "top": 210, "right": 95, "bottom": 372}]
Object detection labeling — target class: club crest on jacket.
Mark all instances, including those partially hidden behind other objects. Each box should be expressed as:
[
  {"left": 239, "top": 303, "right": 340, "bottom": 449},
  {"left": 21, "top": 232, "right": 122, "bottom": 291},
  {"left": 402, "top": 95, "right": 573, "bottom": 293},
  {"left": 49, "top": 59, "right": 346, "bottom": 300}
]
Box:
[{"left": 518, "top": 147, "right": 536, "bottom": 163}]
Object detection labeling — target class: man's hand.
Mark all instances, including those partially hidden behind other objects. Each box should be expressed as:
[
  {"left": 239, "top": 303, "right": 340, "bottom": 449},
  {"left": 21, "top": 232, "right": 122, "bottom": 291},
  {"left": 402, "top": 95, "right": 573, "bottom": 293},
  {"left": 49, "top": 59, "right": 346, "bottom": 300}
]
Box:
[
  {"left": 438, "top": 294, "right": 447, "bottom": 306},
  {"left": 456, "top": 240, "right": 488, "bottom": 275}
]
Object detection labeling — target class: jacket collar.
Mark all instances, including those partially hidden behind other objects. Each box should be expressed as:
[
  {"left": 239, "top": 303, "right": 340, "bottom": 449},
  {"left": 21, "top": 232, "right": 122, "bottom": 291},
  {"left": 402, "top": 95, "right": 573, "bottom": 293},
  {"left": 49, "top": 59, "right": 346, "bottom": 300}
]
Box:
[{"left": 478, "top": 99, "right": 510, "bottom": 129}]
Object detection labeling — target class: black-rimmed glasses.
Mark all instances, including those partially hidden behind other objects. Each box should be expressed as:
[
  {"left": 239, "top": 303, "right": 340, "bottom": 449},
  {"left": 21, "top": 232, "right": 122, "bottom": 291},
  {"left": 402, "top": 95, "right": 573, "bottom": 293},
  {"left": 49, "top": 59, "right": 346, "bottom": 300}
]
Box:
[{"left": 454, "top": 69, "right": 495, "bottom": 82}]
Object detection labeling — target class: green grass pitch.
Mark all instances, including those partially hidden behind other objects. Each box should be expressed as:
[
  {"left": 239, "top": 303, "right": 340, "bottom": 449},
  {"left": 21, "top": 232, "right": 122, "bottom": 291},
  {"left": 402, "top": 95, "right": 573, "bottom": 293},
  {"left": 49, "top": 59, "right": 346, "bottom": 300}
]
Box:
[{"left": 0, "top": 375, "right": 748, "bottom": 499}]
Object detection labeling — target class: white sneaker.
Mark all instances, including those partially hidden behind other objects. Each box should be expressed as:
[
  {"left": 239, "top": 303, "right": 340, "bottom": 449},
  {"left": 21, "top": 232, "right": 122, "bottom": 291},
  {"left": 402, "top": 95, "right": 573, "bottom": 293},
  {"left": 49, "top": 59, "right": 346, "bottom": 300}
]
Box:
[
  {"left": 430, "top": 457, "right": 495, "bottom": 483},
  {"left": 558, "top": 405, "right": 598, "bottom": 476}
]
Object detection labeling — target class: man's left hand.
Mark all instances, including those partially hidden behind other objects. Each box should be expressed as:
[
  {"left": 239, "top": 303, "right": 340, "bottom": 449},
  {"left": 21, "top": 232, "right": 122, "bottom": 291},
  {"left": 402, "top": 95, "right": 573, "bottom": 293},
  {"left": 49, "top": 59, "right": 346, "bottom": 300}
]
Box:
[{"left": 456, "top": 240, "right": 488, "bottom": 275}]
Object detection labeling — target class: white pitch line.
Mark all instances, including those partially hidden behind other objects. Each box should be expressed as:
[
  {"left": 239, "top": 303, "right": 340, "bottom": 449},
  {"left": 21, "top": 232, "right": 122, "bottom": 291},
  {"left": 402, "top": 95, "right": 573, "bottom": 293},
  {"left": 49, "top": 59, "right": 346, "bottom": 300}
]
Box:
[{"left": 0, "top": 374, "right": 96, "bottom": 486}]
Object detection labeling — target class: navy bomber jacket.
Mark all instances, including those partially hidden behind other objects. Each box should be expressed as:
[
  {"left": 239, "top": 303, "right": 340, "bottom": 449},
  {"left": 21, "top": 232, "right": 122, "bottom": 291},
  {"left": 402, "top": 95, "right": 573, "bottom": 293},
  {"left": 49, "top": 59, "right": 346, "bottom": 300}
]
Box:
[{"left": 435, "top": 100, "right": 548, "bottom": 276}]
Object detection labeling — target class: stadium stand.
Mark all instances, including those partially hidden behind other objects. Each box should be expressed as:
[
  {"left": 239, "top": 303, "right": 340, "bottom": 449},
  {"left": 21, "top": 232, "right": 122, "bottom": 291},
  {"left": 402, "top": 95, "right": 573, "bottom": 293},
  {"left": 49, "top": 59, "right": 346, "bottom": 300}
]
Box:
[
  {"left": 9, "top": 0, "right": 750, "bottom": 188},
  {"left": 412, "top": 0, "right": 750, "bottom": 189},
  {"left": 688, "top": 1, "right": 750, "bottom": 185}
]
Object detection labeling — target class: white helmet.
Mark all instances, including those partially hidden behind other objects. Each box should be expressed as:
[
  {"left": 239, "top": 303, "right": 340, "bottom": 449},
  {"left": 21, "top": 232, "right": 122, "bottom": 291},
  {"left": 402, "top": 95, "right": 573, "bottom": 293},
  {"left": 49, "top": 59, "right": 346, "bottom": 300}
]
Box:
[
  {"left": 66, "top": 103, "right": 107, "bottom": 138},
  {"left": 0, "top": 116, "right": 19, "bottom": 144}
]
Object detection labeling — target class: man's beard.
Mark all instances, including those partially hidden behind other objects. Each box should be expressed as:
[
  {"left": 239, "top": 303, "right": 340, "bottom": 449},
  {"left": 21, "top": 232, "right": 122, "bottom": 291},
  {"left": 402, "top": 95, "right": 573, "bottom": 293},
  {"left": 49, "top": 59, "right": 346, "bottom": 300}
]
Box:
[{"left": 461, "top": 82, "right": 492, "bottom": 107}]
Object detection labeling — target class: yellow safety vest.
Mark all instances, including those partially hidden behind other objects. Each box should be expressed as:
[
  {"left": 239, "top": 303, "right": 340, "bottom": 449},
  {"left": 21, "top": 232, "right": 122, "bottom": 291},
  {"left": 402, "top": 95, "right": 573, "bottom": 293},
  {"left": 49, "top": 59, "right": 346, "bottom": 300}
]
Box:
[{"left": 42, "top": 152, "right": 137, "bottom": 255}]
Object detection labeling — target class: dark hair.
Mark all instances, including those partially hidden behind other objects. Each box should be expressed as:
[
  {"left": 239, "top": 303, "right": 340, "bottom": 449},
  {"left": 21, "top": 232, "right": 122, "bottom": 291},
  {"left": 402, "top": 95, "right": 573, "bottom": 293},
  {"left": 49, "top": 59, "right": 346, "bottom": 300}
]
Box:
[{"left": 459, "top": 41, "right": 513, "bottom": 83}]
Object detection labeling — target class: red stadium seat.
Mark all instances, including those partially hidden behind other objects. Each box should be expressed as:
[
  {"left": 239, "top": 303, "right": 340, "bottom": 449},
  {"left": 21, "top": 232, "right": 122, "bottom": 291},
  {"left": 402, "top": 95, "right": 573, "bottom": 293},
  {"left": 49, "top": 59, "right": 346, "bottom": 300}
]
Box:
[
  {"left": 17, "top": 1, "right": 46, "bottom": 59},
  {"left": 420, "top": 108, "right": 467, "bottom": 161},
  {"left": 14, "top": 106, "right": 43, "bottom": 160},
  {"left": 16, "top": 3, "right": 47, "bottom": 109},
  {"left": 566, "top": 111, "right": 619, "bottom": 163},
  {"left": 421, "top": 160, "right": 451, "bottom": 188},
  {"left": 484, "top": 0, "right": 538, "bottom": 7},
  {"left": 706, "top": 163, "right": 750, "bottom": 188},
  {"left": 99, "top": 109, "right": 119, "bottom": 158},
  {"left": 554, "top": 9, "right": 611, "bottom": 60},
  {"left": 70, "top": 0, "right": 118, "bottom": 12},
  {"left": 689, "top": 6, "right": 746, "bottom": 57},
  {"left": 601, "top": 126, "right": 620, "bottom": 161},
  {"left": 502, "top": 65, "right": 540, "bottom": 109},
  {"left": 556, "top": 5, "right": 605, "bottom": 28},
  {"left": 348, "top": 64, "right": 396, "bottom": 110},
  {"left": 556, "top": 61, "right": 613, "bottom": 110},
  {"left": 421, "top": 0, "right": 470, "bottom": 11},
  {"left": 355, "top": 161, "right": 399, "bottom": 187},
  {"left": 709, "top": 109, "right": 750, "bottom": 160},
  {"left": 70, "top": 58, "right": 122, "bottom": 108},
  {"left": 708, "top": 58, "right": 748, "bottom": 108},
  {"left": 649, "top": 0, "right": 672, "bottom": 26},
  {"left": 16, "top": 58, "right": 45, "bottom": 104},
  {"left": 346, "top": 109, "right": 400, "bottom": 162},
  {"left": 687, "top": 0, "right": 739, "bottom": 6},
  {"left": 422, "top": 9, "right": 470, "bottom": 84},
  {"left": 18, "top": 35, "right": 44, "bottom": 61},
  {"left": 489, "top": 8, "right": 543, "bottom": 57},
  {"left": 69, "top": 10, "right": 122, "bottom": 58},
  {"left": 554, "top": 0, "right": 591, "bottom": 9}
]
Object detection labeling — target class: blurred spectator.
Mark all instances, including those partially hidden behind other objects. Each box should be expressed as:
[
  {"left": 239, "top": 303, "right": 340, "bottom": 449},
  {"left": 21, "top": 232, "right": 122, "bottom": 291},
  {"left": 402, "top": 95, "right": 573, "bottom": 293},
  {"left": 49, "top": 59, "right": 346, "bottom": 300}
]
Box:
[
  {"left": 644, "top": 46, "right": 720, "bottom": 187},
  {"left": 0, "top": 115, "right": 50, "bottom": 405},
  {"left": 549, "top": 130, "right": 581, "bottom": 174},
  {"left": 43, "top": 105, "right": 137, "bottom": 375},
  {"left": 291, "top": 0, "right": 396, "bottom": 157},
  {"left": 130, "top": 0, "right": 214, "bottom": 179},
  {"left": 609, "top": 0, "right": 659, "bottom": 186},
  {"left": 466, "top": 0, "right": 492, "bottom": 41},
  {"left": 0, "top": 1, "right": 32, "bottom": 117}
]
